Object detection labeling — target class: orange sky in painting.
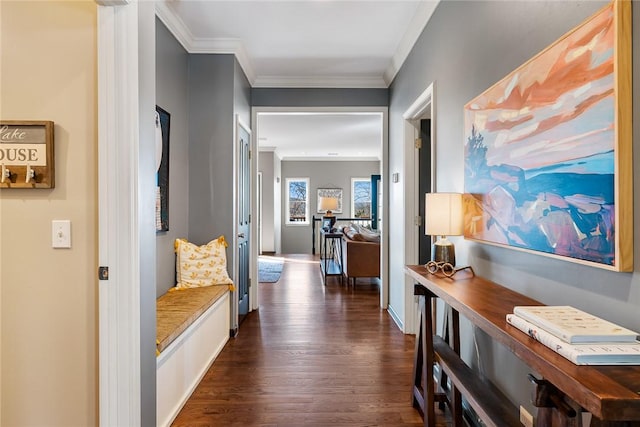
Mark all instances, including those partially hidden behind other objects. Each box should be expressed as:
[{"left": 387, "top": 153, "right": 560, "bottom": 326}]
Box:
[{"left": 465, "top": 3, "right": 615, "bottom": 170}]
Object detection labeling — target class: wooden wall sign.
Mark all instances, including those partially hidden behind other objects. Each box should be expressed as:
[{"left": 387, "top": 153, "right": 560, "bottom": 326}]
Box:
[{"left": 0, "top": 121, "right": 54, "bottom": 189}]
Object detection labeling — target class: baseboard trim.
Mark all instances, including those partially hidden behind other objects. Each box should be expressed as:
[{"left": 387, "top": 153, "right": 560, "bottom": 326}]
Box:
[{"left": 386, "top": 304, "right": 404, "bottom": 332}]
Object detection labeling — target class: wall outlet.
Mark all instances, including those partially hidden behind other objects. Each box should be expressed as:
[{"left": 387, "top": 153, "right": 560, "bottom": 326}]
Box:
[{"left": 519, "top": 405, "right": 534, "bottom": 427}]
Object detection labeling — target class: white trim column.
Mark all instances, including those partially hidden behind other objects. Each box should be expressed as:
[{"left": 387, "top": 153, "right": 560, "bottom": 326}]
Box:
[{"left": 97, "top": 2, "right": 142, "bottom": 425}]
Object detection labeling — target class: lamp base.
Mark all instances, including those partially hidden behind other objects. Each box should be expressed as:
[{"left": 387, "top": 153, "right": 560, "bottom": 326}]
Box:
[{"left": 433, "top": 242, "right": 456, "bottom": 266}]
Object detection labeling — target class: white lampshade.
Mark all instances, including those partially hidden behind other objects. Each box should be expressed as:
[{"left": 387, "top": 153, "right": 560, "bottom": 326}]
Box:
[
  {"left": 425, "top": 192, "right": 463, "bottom": 236},
  {"left": 319, "top": 196, "right": 339, "bottom": 212}
]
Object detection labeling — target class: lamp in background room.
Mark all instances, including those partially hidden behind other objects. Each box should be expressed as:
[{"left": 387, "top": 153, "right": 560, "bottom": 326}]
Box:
[
  {"left": 425, "top": 192, "right": 463, "bottom": 266},
  {"left": 319, "top": 196, "right": 339, "bottom": 230}
]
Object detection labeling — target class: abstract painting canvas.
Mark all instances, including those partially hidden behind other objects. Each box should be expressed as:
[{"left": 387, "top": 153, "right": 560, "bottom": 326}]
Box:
[{"left": 464, "top": 1, "right": 632, "bottom": 271}]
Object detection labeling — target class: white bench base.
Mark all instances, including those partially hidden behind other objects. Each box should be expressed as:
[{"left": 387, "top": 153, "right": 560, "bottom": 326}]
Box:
[{"left": 156, "top": 291, "right": 230, "bottom": 426}]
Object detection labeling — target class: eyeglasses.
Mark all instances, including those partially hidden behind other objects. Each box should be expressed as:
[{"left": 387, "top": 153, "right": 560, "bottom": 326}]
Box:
[{"left": 425, "top": 261, "right": 474, "bottom": 278}]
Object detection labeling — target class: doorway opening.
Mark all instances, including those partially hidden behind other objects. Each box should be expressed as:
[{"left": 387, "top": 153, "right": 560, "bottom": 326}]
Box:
[
  {"left": 402, "top": 83, "right": 435, "bottom": 334},
  {"left": 251, "top": 107, "right": 389, "bottom": 310}
]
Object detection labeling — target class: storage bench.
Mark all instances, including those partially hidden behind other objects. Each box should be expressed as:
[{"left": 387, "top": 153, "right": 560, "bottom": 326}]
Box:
[{"left": 156, "top": 285, "right": 231, "bottom": 426}]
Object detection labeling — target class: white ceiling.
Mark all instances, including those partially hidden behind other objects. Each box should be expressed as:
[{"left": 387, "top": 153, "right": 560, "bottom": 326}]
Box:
[
  {"left": 156, "top": 0, "right": 439, "bottom": 88},
  {"left": 257, "top": 112, "right": 383, "bottom": 160},
  {"left": 156, "top": 0, "right": 439, "bottom": 160}
]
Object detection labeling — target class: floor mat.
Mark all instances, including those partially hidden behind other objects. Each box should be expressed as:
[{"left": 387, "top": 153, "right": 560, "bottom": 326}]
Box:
[{"left": 258, "top": 256, "right": 285, "bottom": 283}]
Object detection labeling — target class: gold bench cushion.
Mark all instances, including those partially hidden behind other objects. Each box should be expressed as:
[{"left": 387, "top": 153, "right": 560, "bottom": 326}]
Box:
[{"left": 156, "top": 285, "right": 229, "bottom": 354}]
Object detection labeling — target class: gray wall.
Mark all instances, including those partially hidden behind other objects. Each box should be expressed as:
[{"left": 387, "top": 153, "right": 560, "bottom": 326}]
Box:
[
  {"left": 188, "top": 54, "right": 235, "bottom": 245},
  {"left": 234, "top": 58, "right": 251, "bottom": 127},
  {"left": 188, "top": 55, "right": 244, "bottom": 247},
  {"left": 155, "top": 35, "right": 250, "bottom": 291},
  {"left": 155, "top": 19, "right": 189, "bottom": 297},
  {"left": 188, "top": 53, "right": 251, "bottom": 289},
  {"left": 389, "top": 0, "right": 637, "bottom": 414},
  {"left": 259, "top": 151, "right": 275, "bottom": 253},
  {"left": 281, "top": 160, "right": 380, "bottom": 253}
]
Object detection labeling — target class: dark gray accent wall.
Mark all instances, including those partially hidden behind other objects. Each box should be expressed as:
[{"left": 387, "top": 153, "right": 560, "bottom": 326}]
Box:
[
  {"left": 234, "top": 58, "right": 251, "bottom": 123},
  {"left": 155, "top": 18, "right": 189, "bottom": 297},
  {"left": 281, "top": 160, "right": 380, "bottom": 253},
  {"left": 390, "top": 0, "right": 636, "bottom": 412},
  {"left": 188, "top": 53, "right": 251, "bottom": 287},
  {"left": 252, "top": 88, "right": 388, "bottom": 107},
  {"left": 188, "top": 54, "right": 236, "bottom": 245}
]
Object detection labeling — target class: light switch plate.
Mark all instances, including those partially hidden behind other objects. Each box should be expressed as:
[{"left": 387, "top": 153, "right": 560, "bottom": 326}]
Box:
[{"left": 52, "top": 220, "right": 71, "bottom": 248}]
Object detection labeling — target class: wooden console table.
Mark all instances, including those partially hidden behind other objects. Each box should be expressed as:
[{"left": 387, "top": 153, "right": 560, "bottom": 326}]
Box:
[{"left": 405, "top": 264, "right": 640, "bottom": 427}]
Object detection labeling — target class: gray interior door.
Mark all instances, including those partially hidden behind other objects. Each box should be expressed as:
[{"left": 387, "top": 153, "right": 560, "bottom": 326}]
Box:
[{"left": 237, "top": 125, "right": 250, "bottom": 324}]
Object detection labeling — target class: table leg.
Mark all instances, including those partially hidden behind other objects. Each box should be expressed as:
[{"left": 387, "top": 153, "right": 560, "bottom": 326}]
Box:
[
  {"left": 530, "top": 375, "right": 581, "bottom": 427},
  {"left": 413, "top": 285, "right": 436, "bottom": 427},
  {"left": 336, "top": 237, "right": 343, "bottom": 285},
  {"left": 448, "top": 308, "right": 463, "bottom": 426}
]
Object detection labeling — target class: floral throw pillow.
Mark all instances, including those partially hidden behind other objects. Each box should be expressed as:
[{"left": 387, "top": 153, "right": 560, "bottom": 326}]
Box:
[{"left": 175, "top": 236, "right": 234, "bottom": 289}]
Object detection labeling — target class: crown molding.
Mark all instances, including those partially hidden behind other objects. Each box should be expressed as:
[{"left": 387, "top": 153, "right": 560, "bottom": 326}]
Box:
[
  {"left": 156, "top": 2, "right": 258, "bottom": 84},
  {"left": 155, "top": 2, "right": 193, "bottom": 52},
  {"left": 190, "top": 38, "right": 256, "bottom": 84},
  {"left": 156, "top": 1, "right": 438, "bottom": 89},
  {"left": 258, "top": 147, "right": 379, "bottom": 161},
  {"left": 258, "top": 145, "right": 277, "bottom": 152},
  {"left": 383, "top": 0, "right": 440, "bottom": 86},
  {"left": 95, "top": 0, "right": 130, "bottom": 6},
  {"left": 95, "top": 0, "right": 131, "bottom": 6},
  {"left": 252, "top": 75, "right": 387, "bottom": 89},
  {"left": 280, "top": 156, "right": 381, "bottom": 162}
]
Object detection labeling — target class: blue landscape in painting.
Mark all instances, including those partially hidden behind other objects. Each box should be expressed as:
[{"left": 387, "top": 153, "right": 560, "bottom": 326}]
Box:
[
  {"left": 461, "top": 3, "right": 621, "bottom": 267},
  {"left": 465, "top": 127, "right": 615, "bottom": 265}
]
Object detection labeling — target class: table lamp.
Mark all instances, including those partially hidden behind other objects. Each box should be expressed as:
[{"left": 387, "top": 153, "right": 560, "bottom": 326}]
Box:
[
  {"left": 425, "top": 192, "right": 463, "bottom": 266},
  {"left": 319, "top": 196, "right": 339, "bottom": 229}
]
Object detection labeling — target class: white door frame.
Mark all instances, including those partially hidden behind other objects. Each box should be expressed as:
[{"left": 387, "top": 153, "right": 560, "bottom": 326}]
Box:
[
  {"left": 402, "top": 83, "right": 436, "bottom": 334},
  {"left": 97, "top": 2, "right": 142, "bottom": 425},
  {"left": 251, "top": 106, "right": 389, "bottom": 309},
  {"left": 97, "top": 1, "right": 158, "bottom": 424},
  {"left": 258, "top": 171, "right": 263, "bottom": 254}
]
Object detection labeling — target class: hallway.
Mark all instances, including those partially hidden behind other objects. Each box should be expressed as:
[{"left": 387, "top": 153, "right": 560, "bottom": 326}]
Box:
[{"left": 171, "top": 254, "right": 450, "bottom": 426}]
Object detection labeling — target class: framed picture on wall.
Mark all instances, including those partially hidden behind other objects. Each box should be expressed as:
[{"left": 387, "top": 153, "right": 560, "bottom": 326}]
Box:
[
  {"left": 155, "top": 106, "right": 170, "bottom": 232},
  {"left": 317, "top": 188, "right": 343, "bottom": 214},
  {"left": 463, "top": 1, "right": 632, "bottom": 271}
]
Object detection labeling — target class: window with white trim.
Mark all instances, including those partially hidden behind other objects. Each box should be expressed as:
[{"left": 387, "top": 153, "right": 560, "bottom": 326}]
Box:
[
  {"left": 286, "top": 178, "right": 309, "bottom": 224},
  {"left": 351, "top": 178, "right": 372, "bottom": 219}
]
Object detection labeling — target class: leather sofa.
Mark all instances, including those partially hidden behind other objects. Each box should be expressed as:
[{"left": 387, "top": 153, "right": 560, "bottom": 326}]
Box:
[{"left": 340, "top": 224, "right": 381, "bottom": 286}]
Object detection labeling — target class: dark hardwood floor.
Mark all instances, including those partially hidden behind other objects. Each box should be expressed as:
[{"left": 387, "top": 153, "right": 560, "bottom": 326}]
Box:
[{"left": 172, "top": 254, "right": 451, "bottom": 426}]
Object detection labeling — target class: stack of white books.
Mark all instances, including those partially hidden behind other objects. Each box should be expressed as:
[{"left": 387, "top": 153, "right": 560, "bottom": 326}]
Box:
[{"left": 506, "top": 306, "right": 640, "bottom": 365}]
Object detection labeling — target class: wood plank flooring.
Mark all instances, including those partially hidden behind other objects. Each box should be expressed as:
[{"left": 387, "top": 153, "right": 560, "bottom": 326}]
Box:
[{"left": 172, "top": 254, "right": 451, "bottom": 426}]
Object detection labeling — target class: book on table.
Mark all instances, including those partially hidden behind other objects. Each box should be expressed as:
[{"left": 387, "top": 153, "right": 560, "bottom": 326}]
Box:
[
  {"left": 512, "top": 305, "right": 639, "bottom": 344},
  {"left": 506, "top": 313, "right": 640, "bottom": 365}
]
